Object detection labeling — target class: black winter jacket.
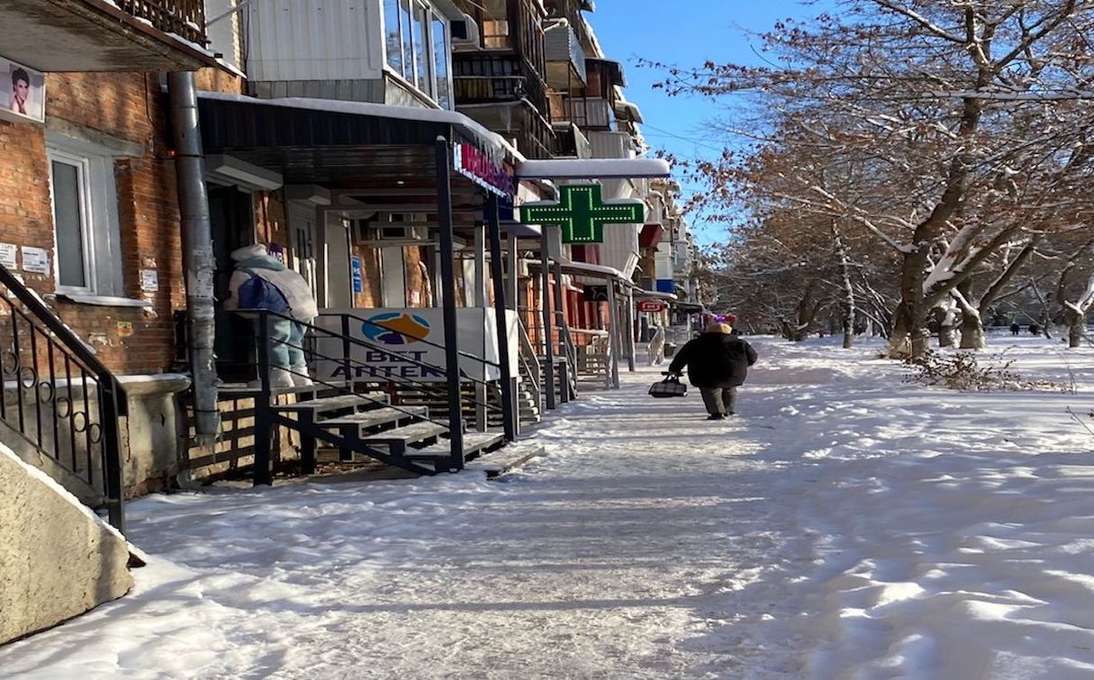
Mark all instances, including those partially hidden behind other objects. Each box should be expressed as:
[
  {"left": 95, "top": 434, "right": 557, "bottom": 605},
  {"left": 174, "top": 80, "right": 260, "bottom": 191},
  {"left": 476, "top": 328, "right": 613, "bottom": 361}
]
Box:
[{"left": 668, "top": 333, "right": 758, "bottom": 389}]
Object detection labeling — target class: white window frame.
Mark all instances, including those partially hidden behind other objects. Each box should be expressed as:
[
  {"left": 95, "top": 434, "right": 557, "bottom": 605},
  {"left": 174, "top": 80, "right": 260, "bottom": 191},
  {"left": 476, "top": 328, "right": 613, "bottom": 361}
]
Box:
[
  {"left": 47, "top": 150, "right": 96, "bottom": 295},
  {"left": 382, "top": 0, "right": 455, "bottom": 110},
  {"left": 46, "top": 135, "right": 124, "bottom": 298}
]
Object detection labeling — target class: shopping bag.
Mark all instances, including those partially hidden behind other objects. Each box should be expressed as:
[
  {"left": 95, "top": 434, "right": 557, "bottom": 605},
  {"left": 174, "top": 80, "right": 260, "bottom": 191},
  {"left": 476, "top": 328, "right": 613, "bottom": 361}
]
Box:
[{"left": 648, "top": 375, "right": 688, "bottom": 398}]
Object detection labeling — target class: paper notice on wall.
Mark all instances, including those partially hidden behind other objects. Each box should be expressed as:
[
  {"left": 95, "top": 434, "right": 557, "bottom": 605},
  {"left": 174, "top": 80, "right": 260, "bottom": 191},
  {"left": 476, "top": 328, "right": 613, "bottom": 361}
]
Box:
[
  {"left": 21, "top": 246, "right": 48, "bottom": 274},
  {"left": 0, "top": 243, "right": 16, "bottom": 269},
  {"left": 140, "top": 269, "right": 159, "bottom": 292}
]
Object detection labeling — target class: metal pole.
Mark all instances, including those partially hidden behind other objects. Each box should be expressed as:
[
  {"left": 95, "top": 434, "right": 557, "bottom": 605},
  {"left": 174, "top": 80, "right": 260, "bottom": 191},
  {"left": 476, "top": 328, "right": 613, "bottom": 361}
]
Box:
[
  {"left": 552, "top": 259, "right": 572, "bottom": 401},
  {"left": 540, "top": 231, "right": 556, "bottom": 409},
  {"left": 507, "top": 233, "right": 519, "bottom": 310},
  {"left": 168, "top": 71, "right": 220, "bottom": 444},
  {"left": 487, "top": 196, "right": 516, "bottom": 441},
  {"left": 625, "top": 289, "right": 636, "bottom": 372},
  {"left": 434, "top": 138, "right": 464, "bottom": 470},
  {"left": 607, "top": 279, "right": 621, "bottom": 389},
  {"left": 253, "top": 311, "right": 273, "bottom": 485}
]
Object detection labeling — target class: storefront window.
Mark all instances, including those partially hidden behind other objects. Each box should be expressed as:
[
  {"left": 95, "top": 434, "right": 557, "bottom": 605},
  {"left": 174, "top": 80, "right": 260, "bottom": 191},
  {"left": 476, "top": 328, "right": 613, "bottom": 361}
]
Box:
[
  {"left": 431, "top": 14, "right": 452, "bottom": 110},
  {"left": 384, "top": 0, "right": 403, "bottom": 76}
]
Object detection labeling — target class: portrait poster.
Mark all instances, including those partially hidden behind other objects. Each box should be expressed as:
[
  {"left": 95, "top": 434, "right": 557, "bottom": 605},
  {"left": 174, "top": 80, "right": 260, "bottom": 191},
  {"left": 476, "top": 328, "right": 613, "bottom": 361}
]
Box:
[{"left": 0, "top": 57, "right": 44, "bottom": 124}]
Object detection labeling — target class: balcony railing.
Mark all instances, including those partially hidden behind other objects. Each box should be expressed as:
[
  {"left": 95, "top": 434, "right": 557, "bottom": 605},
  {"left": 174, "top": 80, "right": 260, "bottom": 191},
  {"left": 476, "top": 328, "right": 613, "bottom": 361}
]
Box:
[{"left": 116, "top": 0, "right": 207, "bottom": 44}]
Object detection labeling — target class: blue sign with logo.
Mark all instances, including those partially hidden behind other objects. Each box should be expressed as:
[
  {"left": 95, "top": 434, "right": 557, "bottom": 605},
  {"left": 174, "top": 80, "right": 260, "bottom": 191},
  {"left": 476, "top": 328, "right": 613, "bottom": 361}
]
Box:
[{"left": 351, "top": 256, "right": 363, "bottom": 294}]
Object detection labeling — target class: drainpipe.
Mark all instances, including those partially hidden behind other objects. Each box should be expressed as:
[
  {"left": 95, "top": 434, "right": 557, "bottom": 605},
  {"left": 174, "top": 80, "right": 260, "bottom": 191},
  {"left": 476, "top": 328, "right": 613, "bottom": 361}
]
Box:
[{"left": 168, "top": 71, "right": 220, "bottom": 443}]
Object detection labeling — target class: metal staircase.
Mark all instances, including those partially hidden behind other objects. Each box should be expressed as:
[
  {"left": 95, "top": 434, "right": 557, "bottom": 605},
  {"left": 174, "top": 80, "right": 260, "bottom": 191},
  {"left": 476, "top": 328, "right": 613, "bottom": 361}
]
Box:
[
  {"left": 0, "top": 264, "right": 126, "bottom": 530},
  {"left": 247, "top": 310, "right": 518, "bottom": 483}
]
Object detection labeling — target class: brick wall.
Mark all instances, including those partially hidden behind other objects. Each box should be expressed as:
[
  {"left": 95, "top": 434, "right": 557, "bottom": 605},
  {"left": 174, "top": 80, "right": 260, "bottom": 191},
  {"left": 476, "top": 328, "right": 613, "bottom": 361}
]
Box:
[{"left": 0, "top": 72, "right": 186, "bottom": 376}]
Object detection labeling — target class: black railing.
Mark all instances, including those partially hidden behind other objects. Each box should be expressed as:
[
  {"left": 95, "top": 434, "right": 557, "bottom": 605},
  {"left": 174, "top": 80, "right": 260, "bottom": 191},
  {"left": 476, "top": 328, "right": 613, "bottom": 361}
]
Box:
[
  {"left": 0, "top": 265, "right": 126, "bottom": 531},
  {"left": 243, "top": 309, "right": 513, "bottom": 481},
  {"left": 116, "top": 0, "right": 207, "bottom": 44}
]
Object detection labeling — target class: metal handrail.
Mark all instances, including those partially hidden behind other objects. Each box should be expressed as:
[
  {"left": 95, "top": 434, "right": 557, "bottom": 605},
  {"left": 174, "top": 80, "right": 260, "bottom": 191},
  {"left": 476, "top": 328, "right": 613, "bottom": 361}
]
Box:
[
  {"left": 273, "top": 335, "right": 503, "bottom": 419},
  {"left": 244, "top": 309, "right": 503, "bottom": 412},
  {"left": 0, "top": 264, "right": 125, "bottom": 530},
  {"left": 516, "top": 317, "right": 542, "bottom": 409}
]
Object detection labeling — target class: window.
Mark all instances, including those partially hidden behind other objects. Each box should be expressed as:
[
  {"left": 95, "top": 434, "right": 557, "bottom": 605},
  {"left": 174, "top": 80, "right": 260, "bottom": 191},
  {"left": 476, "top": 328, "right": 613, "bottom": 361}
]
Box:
[
  {"left": 385, "top": 0, "right": 455, "bottom": 109},
  {"left": 50, "top": 158, "right": 89, "bottom": 289},
  {"left": 384, "top": 0, "right": 403, "bottom": 75},
  {"left": 431, "top": 14, "right": 452, "bottom": 109},
  {"left": 400, "top": 0, "right": 415, "bottom": 83},
  {"left": 482, "top": 0, "right": 511, "bottom": 49},
  {"left": 47, "top": 139, "right": 123, "bottom": 297},
  {"left": 412, "top": 3, "right": 430, "bottom": 94}
]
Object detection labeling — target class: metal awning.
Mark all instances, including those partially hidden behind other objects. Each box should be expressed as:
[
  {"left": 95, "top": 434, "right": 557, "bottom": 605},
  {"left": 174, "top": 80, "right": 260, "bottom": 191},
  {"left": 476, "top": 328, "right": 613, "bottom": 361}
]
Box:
[
  {"left": 636, "top": 290, "right": 678, "bottom": 301},
  {"left": 526, "top": 258, "right": 626, "bottom": 281},
  {"left": 197, "top": 92, "right": 522, "bottom": 194},
  {"left": 514, "top": 158, "right": 671, "bottom": 180}
]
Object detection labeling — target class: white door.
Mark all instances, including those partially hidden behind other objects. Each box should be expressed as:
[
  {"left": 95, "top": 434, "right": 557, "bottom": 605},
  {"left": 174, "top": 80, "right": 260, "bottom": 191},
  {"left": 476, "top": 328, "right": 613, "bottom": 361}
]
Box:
[{"left": 288, "top": 202, "right": 318, "bottom": 295}]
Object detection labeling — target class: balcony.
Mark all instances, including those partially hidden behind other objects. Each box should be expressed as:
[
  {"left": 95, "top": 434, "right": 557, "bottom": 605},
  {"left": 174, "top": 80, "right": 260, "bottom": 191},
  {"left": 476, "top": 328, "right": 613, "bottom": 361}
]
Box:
[
  {"left": 552, "top": 121, "right": 591, "bottom": 158},
  {"left": 549, "top": 93, "right": 613, "bottom": 131},
  {"left": 0, "top": 0, "right": 213, "bottom": 72},
  {"left": 544, "top": 20, "right": 586, "bottom": 91},
  {"left": 456, "top": 90, "right": 556, "bottom": 160},
  {"left": 454, "top": 55, "right": 550, "bottom": 116}
]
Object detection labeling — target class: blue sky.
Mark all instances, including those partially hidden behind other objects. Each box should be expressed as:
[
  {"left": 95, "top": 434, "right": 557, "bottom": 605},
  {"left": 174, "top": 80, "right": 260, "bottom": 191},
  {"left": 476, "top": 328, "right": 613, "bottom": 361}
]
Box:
[{"left": 592, "top": 1, "right": 833, "bottom": 243}]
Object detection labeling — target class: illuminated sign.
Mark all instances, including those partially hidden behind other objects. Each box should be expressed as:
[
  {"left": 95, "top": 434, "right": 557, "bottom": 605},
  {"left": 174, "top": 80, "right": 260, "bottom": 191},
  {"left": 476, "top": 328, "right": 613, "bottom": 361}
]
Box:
[
  {"left": 637, "top": 300, "right": 667, "bottom": 313},
  {"left": 453, "top": 143, "right": 514, "bottom": 197},
  {"left": 519, "top": 184, "right": 645, "bottom": 244}
]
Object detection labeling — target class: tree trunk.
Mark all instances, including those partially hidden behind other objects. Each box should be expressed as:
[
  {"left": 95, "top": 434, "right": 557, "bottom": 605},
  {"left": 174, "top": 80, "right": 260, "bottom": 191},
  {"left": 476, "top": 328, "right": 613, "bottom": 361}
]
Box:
[
  {"left": 956, "top": 281, "right": 985, "bottom": 350},
  {"left": 832, "top": 222, "right": 856, "bottom": 349},
  {"left": 936, "top": 303, "right": 958, "bottom": 348},
  {"left": 960, "top": 313, "right": 985, "bottom": 350},
  {"left": 888, "top": 301, "right": 915, "bottom": 358},
  {"left": 1066, "top": 308, "right": 1085, "bottom": 348}
]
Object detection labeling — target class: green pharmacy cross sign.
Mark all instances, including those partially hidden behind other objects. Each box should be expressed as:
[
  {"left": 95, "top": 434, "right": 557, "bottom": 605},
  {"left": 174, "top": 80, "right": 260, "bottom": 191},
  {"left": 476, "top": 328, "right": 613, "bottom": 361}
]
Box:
[{"left": 519, "top": 184, "right": 645, "bottom": 244}]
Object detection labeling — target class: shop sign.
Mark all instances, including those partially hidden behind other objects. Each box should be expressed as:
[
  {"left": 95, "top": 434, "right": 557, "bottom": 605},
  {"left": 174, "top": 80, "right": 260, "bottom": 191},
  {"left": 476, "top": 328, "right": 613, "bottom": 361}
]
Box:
[
  {"left": 0, "top": 57, "right": 45, "bottom": 125},
  {"left": 638, "top": 299, "right": 667, "bottom": 313},
  {"left": 520, "top": 184, "right": 645, "bottom": 244},
  {"left": 453, "top": 143, "right": 514, "bottom": 197},
  {"left": 314, "top": 308, "right": 518, "bottom": 383},
  {"left": 351, "top": 256, "right": 364, "bottom": 294}
]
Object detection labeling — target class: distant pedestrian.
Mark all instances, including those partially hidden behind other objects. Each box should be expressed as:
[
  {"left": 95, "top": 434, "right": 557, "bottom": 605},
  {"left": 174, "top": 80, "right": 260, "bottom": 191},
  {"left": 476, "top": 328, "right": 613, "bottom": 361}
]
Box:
[
  {"left": 668, "top": 320, "right": 757, "bottom": 420},
  {"left": 1029, "top": 323, "right": 1041, "bottom": 336},
  {"left": 1010, "top": 323, "right": 1021, "bottom": 336}
]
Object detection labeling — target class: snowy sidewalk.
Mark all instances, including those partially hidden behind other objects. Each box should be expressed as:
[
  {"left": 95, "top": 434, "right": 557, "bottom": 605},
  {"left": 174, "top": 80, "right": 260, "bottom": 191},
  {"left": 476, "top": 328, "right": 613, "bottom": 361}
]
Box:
[{"left": 2, "top": 337, "right": 1094, "bottom": 678}]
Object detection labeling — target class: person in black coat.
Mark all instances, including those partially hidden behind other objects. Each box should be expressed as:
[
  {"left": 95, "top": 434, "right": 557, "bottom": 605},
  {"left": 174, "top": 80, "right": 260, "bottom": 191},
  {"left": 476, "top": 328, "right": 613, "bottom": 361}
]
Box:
[{"left": 668, "top": 321, "right": 758, "bottom": 420}]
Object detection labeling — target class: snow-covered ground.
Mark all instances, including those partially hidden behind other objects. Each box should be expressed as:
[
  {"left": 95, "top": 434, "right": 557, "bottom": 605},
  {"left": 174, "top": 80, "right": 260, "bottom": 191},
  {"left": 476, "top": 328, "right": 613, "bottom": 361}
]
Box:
[{"left": 2, "top": 335, "right": 1093, "bottom": 679}]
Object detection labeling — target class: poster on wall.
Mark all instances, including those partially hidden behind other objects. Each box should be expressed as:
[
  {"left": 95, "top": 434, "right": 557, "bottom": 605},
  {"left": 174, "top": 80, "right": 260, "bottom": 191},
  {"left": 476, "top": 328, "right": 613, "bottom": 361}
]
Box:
[
  {"left": 0, "top": 243, "right": 17, "bottom": 269},
  {"left": 0, "top": 57, "right": 45, "bottom": 124},
  {"left": 20, "top": 246, "right": 48, "bottom": 274}
]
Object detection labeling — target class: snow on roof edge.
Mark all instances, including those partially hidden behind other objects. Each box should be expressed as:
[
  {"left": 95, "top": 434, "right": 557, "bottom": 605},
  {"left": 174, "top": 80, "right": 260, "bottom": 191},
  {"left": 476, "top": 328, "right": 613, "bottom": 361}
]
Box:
[
  {"left": 516, "top": 158, "right": 670, "bottom": 179},
  {"left": 197, "top": 91, "right": 525, "bottom": 163}
]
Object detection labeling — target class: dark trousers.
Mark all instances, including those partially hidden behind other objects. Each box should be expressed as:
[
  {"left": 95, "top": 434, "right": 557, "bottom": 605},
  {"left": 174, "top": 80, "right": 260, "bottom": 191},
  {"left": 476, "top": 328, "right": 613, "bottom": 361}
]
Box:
[{"left": 700, "top": 386, "right": 738, "bottom": 416}]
